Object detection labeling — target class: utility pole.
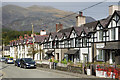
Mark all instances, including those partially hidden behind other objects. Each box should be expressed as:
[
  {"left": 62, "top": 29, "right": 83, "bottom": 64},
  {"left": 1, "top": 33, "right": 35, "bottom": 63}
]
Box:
[
  {"left": 31, "top": 23, "right": 35, "bottom": 60},
  {"left": 2, "top": 39, "right": 4, "bottom": 57}
]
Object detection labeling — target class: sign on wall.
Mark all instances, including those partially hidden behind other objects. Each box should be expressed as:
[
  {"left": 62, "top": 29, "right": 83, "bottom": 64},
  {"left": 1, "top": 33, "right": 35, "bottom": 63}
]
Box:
[{"left": 96, "top": 43, "right": 105, "bottom": 48}]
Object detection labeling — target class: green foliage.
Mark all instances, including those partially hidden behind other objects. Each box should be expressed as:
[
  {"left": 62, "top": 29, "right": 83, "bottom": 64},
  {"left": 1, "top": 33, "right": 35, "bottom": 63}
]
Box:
[
  {"left": 50, "top": 59, "right": 52, "bottom": 62},
  {"left": 54, "top": 60, "right": 58, "bottom": 63},
  {"left": 94, "top": 62, "right": 105, "bottom": 65},
  {"left": 2, "top": 28, "right": 32, "bottom": 45},
  {"left": 68, "top": 59, "right": 73, "bottom": 64},
  {"left": 7, "top": 57, "right": 13, "bottom": 58},
  {"left": 61, "top": 59, "right": 67, "bottom": 64}
]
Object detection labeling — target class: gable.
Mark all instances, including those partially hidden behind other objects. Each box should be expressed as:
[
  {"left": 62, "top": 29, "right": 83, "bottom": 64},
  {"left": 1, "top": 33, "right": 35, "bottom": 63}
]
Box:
[
  {"left": 80, "top": 31, "right": 86, "bottom": 37},
  {"left": 70, "top": 29, "right": 77, "bottom": 38},
  {"left": 55, "top": 36, "right": 58, "bottom": 40},
  {"left": 96, "top": 23, "right": 103, "bottom": 30},
  {"left": 108, "top": 12, "right": 120, "bottom": 28}
]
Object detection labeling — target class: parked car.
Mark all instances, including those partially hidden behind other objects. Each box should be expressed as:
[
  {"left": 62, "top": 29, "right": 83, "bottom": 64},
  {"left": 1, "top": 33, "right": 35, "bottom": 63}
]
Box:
[
  {"left": 14, "top": 59, "right": 20, "bottom": 67},
  {"left": 20, "top": 58, "right": 36, "bottom": 69},
  {"left": 0, "top": 57, "right": 6, "bottom": 62},
  {"left": 5, "top": 57, "right": 14, "bottom": 64}
]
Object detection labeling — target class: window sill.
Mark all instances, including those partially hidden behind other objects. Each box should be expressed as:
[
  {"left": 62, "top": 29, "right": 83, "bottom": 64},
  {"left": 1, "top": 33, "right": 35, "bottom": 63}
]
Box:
[{"left": 96, "top": 60, "right": 104, "bottom": 62}]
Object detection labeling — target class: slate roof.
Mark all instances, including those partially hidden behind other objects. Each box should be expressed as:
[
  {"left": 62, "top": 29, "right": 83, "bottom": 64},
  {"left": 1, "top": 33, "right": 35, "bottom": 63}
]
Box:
[
  {"left": 116, "top": 10, "right": 120, "bottom": 16},
  {"left": 34, "top": 35, "right": 48, "bottom": 43},
  {"left": 99, "top": 15, "right": 112, "bottom": 28},
  {"left": 103, "top": 42, "right": 120, "bottom": 49},
  {"left": 58, "top": 27, "right": 73, "bottom": 33}
]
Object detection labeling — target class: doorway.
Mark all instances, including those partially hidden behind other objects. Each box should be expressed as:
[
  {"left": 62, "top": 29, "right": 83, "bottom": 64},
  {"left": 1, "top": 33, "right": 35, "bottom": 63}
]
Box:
[
  {"left": 56, "top": 53, "right": 59, "bottom": 61},
  {"left": 83, "top": 54, "right": 88, "bottom": 63}
]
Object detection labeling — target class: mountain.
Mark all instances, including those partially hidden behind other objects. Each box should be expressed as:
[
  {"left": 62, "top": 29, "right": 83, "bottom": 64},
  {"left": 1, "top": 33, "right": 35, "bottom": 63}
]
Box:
[{"left": 2, "top": 5, "right": 96, "bottom": 32}]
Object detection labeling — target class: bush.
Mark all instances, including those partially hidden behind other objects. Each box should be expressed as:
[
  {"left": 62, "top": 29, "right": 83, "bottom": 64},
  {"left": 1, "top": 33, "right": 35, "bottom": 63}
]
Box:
[
  {"left": 50, "top": 59, "right": 52, "bottom": 62},
  {"left": 61, "top": 59, "right": 67, "bottom": 64},
  {"left": 68, "top": 59, "right": 73, "bottom": 65},
  {"left": 54, "top": 60, "right": 58, "bottom": 63},
  {"left": 7, "top": 57, "right": 13, "bottom": 58}
]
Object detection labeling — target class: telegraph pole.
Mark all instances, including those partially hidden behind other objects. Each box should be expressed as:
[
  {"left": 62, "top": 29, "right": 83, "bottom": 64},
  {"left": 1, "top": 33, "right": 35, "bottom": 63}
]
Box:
[{"left": 31, "top": 23, "right": 35, "bottom": 60}]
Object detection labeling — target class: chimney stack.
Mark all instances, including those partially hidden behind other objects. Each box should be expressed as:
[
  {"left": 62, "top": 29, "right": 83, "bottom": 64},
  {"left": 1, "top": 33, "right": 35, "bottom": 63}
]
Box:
[
  {"left": 109, "top": 5, "right": 119, "bottom": 15},
  {"left": 56, "top": 23, "right": 63, "bottom": 32},
  {"left": 40, "top": 30, "right": 46, "bottom": 35},
  {"left": 76, "top": 11, "right": 86, "bottom": 27}
]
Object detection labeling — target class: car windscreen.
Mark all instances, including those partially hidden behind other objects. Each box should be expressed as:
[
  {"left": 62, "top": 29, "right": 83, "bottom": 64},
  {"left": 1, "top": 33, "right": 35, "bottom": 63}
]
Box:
[{"left": 24, "top": 58, "right": 34, "bottom": 63}]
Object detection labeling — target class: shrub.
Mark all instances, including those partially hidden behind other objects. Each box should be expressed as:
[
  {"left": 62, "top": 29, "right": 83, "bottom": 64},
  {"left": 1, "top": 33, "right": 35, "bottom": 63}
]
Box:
[
  {"left": 50, "top": 59, "right": 52, "bottom": 62},
  {"left": 61, "top": 59, "right": 67, "bottom": 64},
  {"left": 68, "top": 59, "right": 73, "bottom": 65},
  {"left": 54, "top": 60, "right": 58, "bottom": 63},
  {"left": 7, "top": 57, "right": 13, "bottom": 58}
]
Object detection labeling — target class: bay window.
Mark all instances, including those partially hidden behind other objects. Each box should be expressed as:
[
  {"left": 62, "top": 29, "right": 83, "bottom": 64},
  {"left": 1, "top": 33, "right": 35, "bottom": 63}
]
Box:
[{"left": 97, "top": 50, "right": 104, "bottom": 61}]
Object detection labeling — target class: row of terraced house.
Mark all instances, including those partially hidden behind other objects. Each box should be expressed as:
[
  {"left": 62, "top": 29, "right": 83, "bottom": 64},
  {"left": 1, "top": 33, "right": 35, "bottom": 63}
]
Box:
[{"left": 9, "top": 5, "right": 120, "bottom": 65}]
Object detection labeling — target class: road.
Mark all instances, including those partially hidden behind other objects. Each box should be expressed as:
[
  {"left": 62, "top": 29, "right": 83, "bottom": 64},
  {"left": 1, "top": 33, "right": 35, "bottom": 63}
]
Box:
[{"left": 0, "top": 62, "right": 99, "bottom": 79}]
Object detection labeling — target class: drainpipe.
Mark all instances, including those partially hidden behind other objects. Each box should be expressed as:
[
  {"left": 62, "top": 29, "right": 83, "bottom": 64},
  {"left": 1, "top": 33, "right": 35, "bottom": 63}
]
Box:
[
  {"left": 92, "top": 34, "right": 95, "bottom": 63},
  {"left": 88, "top": 37, "right": 89, "bottom": 62}
]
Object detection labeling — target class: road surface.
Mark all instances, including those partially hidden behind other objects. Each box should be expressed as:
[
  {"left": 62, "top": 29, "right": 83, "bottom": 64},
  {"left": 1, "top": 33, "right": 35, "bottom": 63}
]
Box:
[{"left": 0, "top": 62, "right": 99, "bottom": 79}]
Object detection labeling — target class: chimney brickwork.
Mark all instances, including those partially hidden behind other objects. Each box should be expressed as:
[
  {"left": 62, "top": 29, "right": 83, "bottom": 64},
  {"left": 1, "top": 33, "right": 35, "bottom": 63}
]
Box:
[
  {"left": 56, "top": 23, "right": 63, "bottom": 32},
  {"left": 76, "top": 12, "right": 86, "bottom": 27}
]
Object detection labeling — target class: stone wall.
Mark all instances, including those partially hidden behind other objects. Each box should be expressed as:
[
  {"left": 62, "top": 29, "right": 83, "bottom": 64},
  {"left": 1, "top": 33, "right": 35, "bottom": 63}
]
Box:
[{"left": 36, "top": 63, "right": 82, "bottom": 74}]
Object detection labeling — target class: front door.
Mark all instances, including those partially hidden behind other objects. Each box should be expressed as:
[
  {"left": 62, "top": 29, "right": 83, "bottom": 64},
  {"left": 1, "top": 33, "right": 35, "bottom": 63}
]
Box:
[
  {"left": 109, "top": 51, "right": 115, "bottom": 64},
  {"left": 83, "top": 54, "right": 88, "bottom": 63},
  {"left": 56, "top": 53, "right": 59, "bottom": 61}
]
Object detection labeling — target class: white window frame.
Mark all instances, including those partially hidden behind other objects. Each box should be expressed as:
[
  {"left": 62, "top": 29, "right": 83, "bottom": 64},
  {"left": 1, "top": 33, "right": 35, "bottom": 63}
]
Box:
[{"left": 97, "top": 49, "right": 104, "bottom": 61}]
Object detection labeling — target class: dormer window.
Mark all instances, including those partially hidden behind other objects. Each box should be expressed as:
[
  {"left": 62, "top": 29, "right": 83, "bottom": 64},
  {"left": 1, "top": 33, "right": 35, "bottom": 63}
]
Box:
[
  {"left": 111, "top": 28, "right": 116, "bottom": 40},
  {"left": 64, "top": 40, "right": 68, "bottom": 48},
  {"left": 99, "top": 31, "right": 103, "bottom": 41},
  {"left": 82, "top": 38, "right": 87, "bottom": 47},
  {"left": 70, "top": 39, "right": 74, "bottom": 47},
  {"left": 76, "top": 38, "right": 81, "bottom": 47}
]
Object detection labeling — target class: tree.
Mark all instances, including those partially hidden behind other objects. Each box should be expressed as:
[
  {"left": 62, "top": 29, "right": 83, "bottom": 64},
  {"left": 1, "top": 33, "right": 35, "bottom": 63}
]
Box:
[
  {"left": 27, "top": 44, "right": 38, "bottom": 60},
  {"left": 27, "top": 44, "right": 44, "bottom": 60}
]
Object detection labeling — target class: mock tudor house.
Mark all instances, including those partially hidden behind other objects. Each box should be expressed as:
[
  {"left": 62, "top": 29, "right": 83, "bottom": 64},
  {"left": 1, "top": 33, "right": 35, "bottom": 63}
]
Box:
[
  {"left": 9, "top": 5, "right": 120, "bottom": 65},
  {"left": 42, "top": 5, "right": 120, "bottom": 64}
]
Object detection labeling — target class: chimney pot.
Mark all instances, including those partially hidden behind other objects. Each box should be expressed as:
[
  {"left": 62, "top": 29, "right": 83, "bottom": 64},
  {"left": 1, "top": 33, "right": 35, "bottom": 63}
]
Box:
[{"left": 79, "top": 11, "right": 83, "bottom": 16}]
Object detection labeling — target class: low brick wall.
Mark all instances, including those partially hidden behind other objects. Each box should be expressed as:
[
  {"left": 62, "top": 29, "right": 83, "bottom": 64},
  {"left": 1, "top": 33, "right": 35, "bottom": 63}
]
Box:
[
  {"left": 37, "top": 63, "right": 82, "bottom": 74},
  {"left": 56, "top": 66, "right": 68, "bottom": 71}
]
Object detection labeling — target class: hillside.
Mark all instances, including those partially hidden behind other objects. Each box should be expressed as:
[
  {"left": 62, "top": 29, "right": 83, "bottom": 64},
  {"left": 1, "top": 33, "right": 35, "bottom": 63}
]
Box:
[{"left": 2, "top": 5, "right": 96, "bottom": 32}]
